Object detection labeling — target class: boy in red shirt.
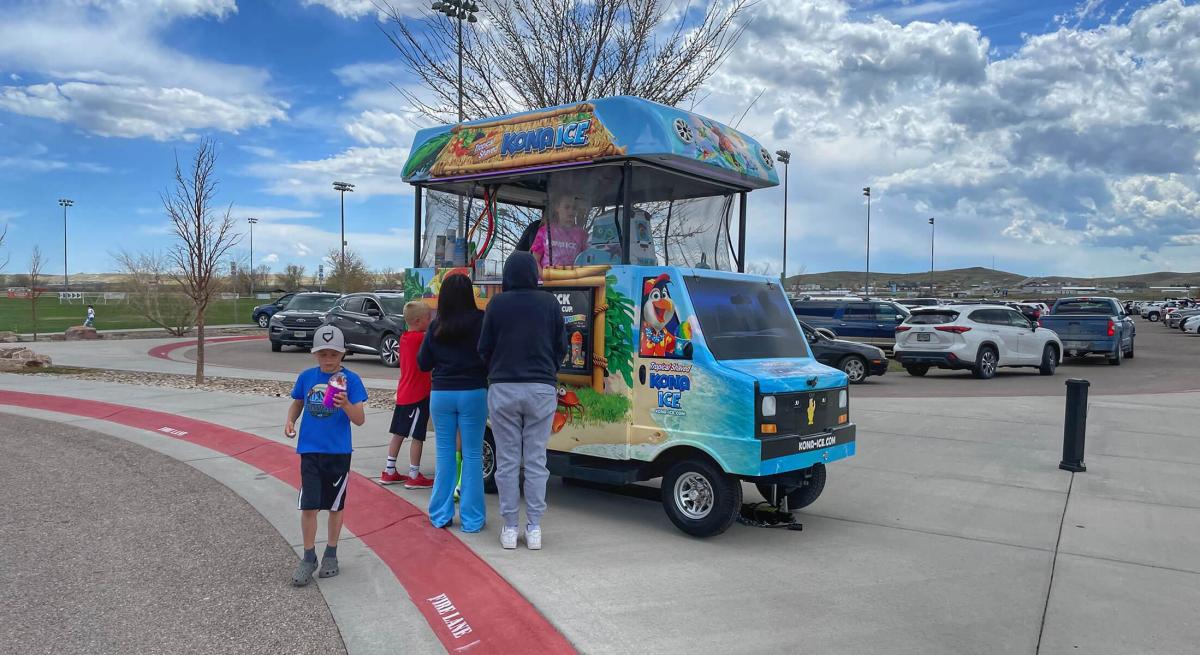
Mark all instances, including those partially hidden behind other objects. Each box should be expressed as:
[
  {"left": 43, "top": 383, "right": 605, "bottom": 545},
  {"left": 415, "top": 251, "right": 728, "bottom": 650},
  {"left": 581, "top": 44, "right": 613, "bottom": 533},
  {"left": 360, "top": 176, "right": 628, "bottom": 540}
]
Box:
[{"left": 380, "top": 301, "right": 434, "bottom": 488}]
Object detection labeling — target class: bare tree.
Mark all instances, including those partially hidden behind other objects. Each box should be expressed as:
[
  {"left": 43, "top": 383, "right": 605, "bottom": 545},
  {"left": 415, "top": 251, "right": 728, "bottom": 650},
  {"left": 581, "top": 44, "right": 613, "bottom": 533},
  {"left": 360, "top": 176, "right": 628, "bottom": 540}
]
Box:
[
  {"left": 280, "top": 263, "right": 307, "bottom": 291},
  {"left": 27, "top": 246, "right": 46, "bottom": 341},
  {"left": 326, "top": 247, "right": 373, "bottom": 293},
  {"left": 163, "top": 139, "right": 242, "bottom": 384},
  {"left": 112, "top": 250, "right": 196, "bottom": 336},
  {"left": 380, "top": 0, "right": 755, "bottom": 122},
  {"left": 376, "top": 267, "right": 404, "bottom": 290}
]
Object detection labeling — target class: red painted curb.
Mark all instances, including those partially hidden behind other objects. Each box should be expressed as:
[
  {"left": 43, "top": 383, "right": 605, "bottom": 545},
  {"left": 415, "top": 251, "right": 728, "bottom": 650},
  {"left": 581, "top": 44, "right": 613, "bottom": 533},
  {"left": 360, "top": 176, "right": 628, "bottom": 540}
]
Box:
[
  {"left": 0, "top": 391, "right": 576, "bottom": 655},
  {"left": 148, "top": 335, "right": 266, "bottom": 361}
]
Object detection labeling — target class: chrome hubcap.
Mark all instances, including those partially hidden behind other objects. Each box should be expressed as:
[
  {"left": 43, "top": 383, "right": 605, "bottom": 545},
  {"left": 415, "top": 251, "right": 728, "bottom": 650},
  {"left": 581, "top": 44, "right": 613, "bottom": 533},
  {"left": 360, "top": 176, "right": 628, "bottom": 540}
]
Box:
[
  {"left": 382, "top": 338, "right": 398, "bottom": 364},
  {"left": 482, "top": 439, "right": 495, "bottom": 478},
  {"left": 258, "top": 315, "right": 268, "bottom": 327},
  {"left": 674, "top": 472, "right": 714, "bottom": 520},
  {"left": 844, "top": 359, "right": 865, "bottom": 381},
  {"left": 983, "top": 351, "right": 996, "bottom": 374}
]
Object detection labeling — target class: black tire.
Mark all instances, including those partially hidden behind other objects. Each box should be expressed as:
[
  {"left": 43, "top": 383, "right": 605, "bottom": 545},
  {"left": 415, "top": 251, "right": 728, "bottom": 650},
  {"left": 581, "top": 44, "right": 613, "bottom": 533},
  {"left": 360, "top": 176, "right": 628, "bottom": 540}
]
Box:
[
  {"left": 256, "top": 313, "right": 270, "bottom": 328},
  {"left": 755, "top": 463, "right": 827, "bottom": 510},
  {"left": 839, "top": 355, "right": 868, "bottom": 384},
  {"left": 1038, "top": 344, "right": 1058, "bottom": 376},
  {"left": 1125, "top": 339, "right": 1135, "bottom": 358},
  {"left": 482, "top": 429, "right": 497, "bottom": 494},
  {"left": 973, "top": 345, "right": 998, "bottom": 379},
  {"left": 379, "top": 333, "right": 399, "bottom": 368},
  {"left": 905, "top": 364, "right": 929, "bottom": 377},
  {"left": 1108, "top": 348, "right": 1122, "bottom": 365},
  {"left": 661, "top": 458, "right": 741, "bottom": 537},
  {"left": 270, "top": 340, "right": 282, "bottom": 352},
  {"left": 1148, "top": 312, "right": 1160, "bottom": 322}
]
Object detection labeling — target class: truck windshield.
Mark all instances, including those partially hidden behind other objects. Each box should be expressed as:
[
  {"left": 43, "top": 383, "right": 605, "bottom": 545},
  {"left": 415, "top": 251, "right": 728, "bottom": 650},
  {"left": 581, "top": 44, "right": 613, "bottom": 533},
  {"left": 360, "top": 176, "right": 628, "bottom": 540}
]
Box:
[
  {"left": 288, "top": 295, "right": 338, "bottom": 311},
  {"left": 1054, "top": 300, "right": 1113, "bottom": 314},
  {"left": 685, "top": 277, "right": 809, "bottom": 360}
]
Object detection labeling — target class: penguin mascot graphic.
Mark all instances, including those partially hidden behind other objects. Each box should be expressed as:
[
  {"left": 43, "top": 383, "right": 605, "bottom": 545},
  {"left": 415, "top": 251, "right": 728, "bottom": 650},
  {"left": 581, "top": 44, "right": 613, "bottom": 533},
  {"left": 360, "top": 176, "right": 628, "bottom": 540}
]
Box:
[{"left": 639, "top": 274, "right": 691, "bottom": 358}]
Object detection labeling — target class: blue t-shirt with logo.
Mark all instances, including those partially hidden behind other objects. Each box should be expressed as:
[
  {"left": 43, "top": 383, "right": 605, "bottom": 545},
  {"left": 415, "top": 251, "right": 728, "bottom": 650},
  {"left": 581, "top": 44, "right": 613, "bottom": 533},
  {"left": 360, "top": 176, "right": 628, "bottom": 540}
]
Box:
[{"left": 290, "top": 366, "right": 369, "bottom": 454}]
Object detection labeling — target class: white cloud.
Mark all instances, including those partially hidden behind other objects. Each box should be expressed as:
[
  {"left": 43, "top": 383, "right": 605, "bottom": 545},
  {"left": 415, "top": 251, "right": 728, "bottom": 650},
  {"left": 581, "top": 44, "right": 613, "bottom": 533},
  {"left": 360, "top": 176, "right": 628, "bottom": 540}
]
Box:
[
  {"left": 229, "top": 206, "right": 321, "bottom": 221},
  {"left": 295, "top": 242, "right": 312, "bottom": 256},
  {"left": 261, "top": 252, "right": 280, "bottom": 264},
  {"left": 302, "top": 0, "right": 380, "bottom": 19},
  {"left": 0, "top": 154, "right": 111, "bottom": 173},
  {"left": 0, "top": 1, "right": 286, "bottom": 140},
  {"left": 344, "top": 109, "right": 423, "bottom": 146},
  {"left": 254, "top": 146, "right": 411, "bottom": 200}
]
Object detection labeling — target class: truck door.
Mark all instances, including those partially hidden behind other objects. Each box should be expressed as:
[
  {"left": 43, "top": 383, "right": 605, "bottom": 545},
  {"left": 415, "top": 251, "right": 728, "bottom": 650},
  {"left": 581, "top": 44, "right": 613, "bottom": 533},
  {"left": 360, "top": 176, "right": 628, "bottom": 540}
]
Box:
[{"left": 631, "top": 271, "right": 694, "bottom": 455}]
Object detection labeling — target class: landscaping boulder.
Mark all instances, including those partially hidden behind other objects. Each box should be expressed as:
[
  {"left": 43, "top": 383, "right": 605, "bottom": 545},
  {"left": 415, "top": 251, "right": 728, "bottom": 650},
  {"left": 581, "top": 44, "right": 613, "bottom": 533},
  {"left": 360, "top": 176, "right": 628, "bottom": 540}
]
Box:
[
  {"left": 0, "top": 346, "right": 52, "bottom": 372},
  {"left": 64, "top": 325, "right": 102, "bottom": 341}
]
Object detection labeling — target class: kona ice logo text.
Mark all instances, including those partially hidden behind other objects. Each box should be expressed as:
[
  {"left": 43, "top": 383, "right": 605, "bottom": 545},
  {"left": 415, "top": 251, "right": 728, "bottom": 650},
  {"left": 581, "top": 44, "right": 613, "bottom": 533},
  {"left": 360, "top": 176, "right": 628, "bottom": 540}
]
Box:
[
  {"left": 500, "top": 120, "right": 591, "bottom": 157},
  {"left": 650, "top": 373, "right": 690, "bottom": 414}
]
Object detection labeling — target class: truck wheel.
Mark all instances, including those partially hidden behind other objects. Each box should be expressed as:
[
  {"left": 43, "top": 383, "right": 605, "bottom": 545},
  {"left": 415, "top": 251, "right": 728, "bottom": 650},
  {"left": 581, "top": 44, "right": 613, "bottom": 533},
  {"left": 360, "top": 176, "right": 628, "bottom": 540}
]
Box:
[
  {"left": 905, "top": 364, "right": 929, "bottom": 377},
  {"left": 1148, "top": 312, "right": 1160, "bottom": 322},
  {"left": 755, "top": 463, "right": 827, "bottom": 510},
  {"left": 839, "top": 355, "right": 867, "bottom": 384},
  {"left": 1125, "top": 340, "right": 1135, "bottom": 358},
  {"left": 1038, "top": 344, "right": 1058, "bottom": 376},
  {"left": 1108, "top": 348, "right": 1122, "bottom": 366},
  {"left": 256, "top": 313, "right": 270, "bottom": 328},
  {"left": 270, "top": 340, "right": 282, "bottom": 352},
  {"left": 482, "top": 429, "right": 497, "bottom": 494},
  {"left": 973, "top": 346, "right": 998, "bottom": 379},
  {"left": 379, "top": 333, "right": 399, "bottom": 368},
  {"left": 661, "top": 458, "right": 741, "bottom": 537}
]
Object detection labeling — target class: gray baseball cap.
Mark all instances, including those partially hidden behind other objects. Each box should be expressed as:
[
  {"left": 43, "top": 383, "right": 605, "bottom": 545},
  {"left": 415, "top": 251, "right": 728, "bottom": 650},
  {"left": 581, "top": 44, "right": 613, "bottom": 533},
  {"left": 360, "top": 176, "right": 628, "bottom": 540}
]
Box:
[{"left": 312, "top": 325, "right": 346, "bottom": 353}]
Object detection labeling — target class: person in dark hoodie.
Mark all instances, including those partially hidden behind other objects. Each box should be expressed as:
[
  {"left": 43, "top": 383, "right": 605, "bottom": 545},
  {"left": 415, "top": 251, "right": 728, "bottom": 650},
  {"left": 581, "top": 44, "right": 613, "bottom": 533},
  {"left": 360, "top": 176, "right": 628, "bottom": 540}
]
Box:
[
  {"left": 418, "top": 273, "right": 489, "bottom": 532},
  {"left": 478, "top": 251, "right": 565, "bottom": 550}
]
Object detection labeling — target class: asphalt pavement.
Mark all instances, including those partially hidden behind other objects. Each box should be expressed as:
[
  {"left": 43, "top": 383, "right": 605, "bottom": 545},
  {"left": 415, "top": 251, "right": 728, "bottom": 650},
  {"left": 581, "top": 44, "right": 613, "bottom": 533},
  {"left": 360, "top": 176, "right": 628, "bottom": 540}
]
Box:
[{"left": 0, "top": 414, "right": 346, "bottom": 655}]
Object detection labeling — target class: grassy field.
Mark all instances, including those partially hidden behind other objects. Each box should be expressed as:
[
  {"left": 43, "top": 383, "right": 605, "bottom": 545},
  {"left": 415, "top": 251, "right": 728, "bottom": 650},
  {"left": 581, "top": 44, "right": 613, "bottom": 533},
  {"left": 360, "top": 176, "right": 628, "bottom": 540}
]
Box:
[{"left": 0, "top": 297, "right": 257, "bottom": 334}]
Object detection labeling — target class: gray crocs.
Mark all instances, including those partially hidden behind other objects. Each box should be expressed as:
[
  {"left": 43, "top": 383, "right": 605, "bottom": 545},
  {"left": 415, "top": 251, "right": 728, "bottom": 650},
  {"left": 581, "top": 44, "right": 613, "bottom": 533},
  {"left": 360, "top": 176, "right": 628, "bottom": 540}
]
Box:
[
  {"left": 318, "top": 556, "right": 339, "bottom": 579},
  {"left": 292, "top": 558, "right": 318, "bottom": 587}
]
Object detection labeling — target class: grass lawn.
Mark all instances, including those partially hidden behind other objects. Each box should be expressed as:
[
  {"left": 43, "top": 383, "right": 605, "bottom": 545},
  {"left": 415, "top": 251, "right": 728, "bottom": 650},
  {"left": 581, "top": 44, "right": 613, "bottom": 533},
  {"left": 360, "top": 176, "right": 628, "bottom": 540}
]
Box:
[{"left": 0, "top": 297, "right": 257, "bottom": 334}]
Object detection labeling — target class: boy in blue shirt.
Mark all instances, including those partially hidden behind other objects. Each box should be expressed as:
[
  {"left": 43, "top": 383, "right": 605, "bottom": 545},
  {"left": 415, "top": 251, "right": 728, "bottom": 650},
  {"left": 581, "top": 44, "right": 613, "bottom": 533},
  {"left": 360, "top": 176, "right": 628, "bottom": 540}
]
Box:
[{"left": 284, "top": 325, "right": 368, "bottom": 586}]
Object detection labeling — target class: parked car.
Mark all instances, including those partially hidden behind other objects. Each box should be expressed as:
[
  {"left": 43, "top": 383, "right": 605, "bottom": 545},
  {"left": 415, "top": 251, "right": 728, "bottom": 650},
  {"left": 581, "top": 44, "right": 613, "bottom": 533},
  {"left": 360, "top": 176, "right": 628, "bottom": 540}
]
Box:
[
  {"left": 792, "top": 299, "right": 911, "bottom": 348},
  {"left": 1038, "top": 297, "right": 1135, "bottom": 364},
  {"left": 268, "top": 292, "right": 342, "bottom": 352},
  {"left": 322, "top": 291, "right": 409, "bottom": 367},
  {"left": 1166, "top": 308, "right": 1200, "bottom": 329},
  {"left": 1140, "top": 301, "right": 1175, "bottom": 321},
  {"left": 893, "top": 305, "right": 1063, "bottom": 379},
  {"left": 1183, "top": 314, "right": 1200, "bottom": 334},
  {"left": 799, "top": 320, "right": 888, "bottom": 384},
  {"left": 901, "top": 298, "right": 941, "bottom": 309},
  {"left": 252, "top": 292, "right": 296, "bottom": 328}
]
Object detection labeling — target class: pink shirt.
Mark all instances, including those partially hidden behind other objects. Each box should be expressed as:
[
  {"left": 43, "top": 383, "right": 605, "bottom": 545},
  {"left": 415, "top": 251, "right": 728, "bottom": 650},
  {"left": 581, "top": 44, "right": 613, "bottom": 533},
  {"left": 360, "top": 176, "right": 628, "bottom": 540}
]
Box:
[{"left": 530, "top": 224, "right": 588, "bottom": 268}]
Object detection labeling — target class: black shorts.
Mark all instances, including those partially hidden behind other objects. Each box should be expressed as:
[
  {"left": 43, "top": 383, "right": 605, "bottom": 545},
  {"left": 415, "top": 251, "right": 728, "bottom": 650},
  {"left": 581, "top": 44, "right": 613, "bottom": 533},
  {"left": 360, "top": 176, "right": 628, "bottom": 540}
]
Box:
[
  {"left": 389, "top": 399, "right": 430, "bottom": 442},
  {"left": 298, "top": 453, "right": 352, "bottom": 511}
]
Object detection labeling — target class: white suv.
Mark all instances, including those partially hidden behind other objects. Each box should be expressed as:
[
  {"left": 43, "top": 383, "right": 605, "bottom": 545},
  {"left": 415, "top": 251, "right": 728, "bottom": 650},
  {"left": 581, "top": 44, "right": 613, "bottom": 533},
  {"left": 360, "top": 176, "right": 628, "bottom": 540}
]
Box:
[{"left": 894, "top": 305, "right": 1063, "bottom": 379}]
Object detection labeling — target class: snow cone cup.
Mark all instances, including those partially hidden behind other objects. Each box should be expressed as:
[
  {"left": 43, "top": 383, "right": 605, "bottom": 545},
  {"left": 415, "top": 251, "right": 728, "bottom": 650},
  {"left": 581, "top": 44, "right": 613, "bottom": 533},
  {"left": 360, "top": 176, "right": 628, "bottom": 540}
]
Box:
[{"left": 323, "top": 373, "right": 347, "bottom": 409}]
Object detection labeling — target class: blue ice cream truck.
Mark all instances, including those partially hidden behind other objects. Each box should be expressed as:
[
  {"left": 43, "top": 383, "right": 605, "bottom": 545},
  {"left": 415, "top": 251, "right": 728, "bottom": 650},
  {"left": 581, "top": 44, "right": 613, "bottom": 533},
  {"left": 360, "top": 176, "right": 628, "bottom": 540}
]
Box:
[{"left": 402, "top": 96, "right": 856, "bottom": 536}]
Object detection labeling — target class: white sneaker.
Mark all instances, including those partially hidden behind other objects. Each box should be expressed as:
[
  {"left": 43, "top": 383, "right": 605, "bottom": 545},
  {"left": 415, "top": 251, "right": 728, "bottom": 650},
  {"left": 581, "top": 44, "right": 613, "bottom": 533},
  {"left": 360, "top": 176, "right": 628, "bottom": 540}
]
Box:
[
  {"left": 525, "top": 525, "right": 542, "bottom": 550},
  {"left": 500, "top": 526, "right": 518, "bottom": 550}
]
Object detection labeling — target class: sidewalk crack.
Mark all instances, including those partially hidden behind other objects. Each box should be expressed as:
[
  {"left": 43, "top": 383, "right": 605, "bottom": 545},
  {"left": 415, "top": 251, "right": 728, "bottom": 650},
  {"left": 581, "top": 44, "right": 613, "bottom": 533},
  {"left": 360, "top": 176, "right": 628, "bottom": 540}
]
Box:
[{"left": 1036, "top": 472, "right": 1073, "bottom": 654}]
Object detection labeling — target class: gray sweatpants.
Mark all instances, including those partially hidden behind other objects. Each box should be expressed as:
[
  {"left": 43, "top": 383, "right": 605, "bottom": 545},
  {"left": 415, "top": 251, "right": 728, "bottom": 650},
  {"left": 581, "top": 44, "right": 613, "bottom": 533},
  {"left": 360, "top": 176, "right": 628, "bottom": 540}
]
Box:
[{"left": 488, "top": 382, "right": 557, "bottom": 528}]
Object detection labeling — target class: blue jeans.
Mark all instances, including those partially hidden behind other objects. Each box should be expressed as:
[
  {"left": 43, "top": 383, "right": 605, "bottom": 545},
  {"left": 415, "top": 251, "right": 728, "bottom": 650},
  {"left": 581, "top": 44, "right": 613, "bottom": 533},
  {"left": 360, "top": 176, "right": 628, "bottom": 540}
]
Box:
[{"left": 429, "top": 388, "right": 488, "bottom": 531}]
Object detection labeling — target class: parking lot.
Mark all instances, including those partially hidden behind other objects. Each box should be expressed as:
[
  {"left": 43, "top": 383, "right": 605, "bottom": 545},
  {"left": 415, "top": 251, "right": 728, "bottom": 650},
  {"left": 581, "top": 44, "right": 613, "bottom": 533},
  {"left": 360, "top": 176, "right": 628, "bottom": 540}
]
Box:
[{"left": 192, "top": 315, "right": 1200, "bottom": 397}]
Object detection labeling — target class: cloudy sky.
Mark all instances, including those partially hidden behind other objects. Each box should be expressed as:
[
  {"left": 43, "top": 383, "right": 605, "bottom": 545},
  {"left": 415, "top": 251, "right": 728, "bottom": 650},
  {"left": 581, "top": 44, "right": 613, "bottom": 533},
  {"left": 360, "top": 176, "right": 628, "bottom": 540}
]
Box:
[{"left": 1, "top": 0, "right": 1197, "bottom": 279}]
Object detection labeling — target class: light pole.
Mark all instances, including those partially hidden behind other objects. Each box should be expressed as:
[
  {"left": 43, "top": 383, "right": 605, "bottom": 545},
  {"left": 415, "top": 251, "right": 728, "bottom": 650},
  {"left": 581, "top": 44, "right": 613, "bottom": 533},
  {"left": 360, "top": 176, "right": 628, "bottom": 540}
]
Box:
[
  {"left": 58, "top": 198, "right": 73, "bottom": 292},
  {"left": 862, "top": 186, "right": 871, "bottom": 297},
  {"left": 775, "top": 149, "right": 791, "bottom": 282},
  {"left": 431, "top": 0, "right": 478, "bottom": 235},
  {"left": 332, "top": 181, "right": 354, "bottom": 291},
  {"left": 928, "top": 217, "right": 936, "bottom": 296},
  {"left": 247, "top": 217, "right": 258, "bottom": 299}
]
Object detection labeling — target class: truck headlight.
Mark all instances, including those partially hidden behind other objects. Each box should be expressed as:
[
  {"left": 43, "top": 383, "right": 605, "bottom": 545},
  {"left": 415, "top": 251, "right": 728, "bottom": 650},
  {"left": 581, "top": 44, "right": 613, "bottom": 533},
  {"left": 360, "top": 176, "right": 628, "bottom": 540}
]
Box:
[
  {"left": 838, "top": 389, "right": 848, "bottom": 408},
  {"left": 761, "top": 395, "right": 776, "bottom": 417}
]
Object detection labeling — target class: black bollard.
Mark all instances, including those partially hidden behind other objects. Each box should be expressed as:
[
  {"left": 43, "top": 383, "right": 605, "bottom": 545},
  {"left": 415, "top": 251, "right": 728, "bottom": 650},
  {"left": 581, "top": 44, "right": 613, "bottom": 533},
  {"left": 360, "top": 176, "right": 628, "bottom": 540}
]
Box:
[{"left": 1060, "top": 378, "right": 1089, "bottom": 472}]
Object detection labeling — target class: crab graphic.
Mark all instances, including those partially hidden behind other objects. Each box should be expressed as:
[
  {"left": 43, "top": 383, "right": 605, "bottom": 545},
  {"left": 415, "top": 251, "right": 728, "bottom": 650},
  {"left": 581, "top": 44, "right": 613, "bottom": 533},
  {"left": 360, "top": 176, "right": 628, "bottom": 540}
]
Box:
[{"left": 552, "top": 385, "right": 586, "bottom": 434}]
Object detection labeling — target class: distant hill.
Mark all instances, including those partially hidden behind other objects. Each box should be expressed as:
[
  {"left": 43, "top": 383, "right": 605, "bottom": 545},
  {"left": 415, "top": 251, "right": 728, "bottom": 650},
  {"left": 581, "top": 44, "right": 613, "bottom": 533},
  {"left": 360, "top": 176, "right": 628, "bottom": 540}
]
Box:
[{"left": 785, "top": 267, "right": 1200, "bottom": 293}]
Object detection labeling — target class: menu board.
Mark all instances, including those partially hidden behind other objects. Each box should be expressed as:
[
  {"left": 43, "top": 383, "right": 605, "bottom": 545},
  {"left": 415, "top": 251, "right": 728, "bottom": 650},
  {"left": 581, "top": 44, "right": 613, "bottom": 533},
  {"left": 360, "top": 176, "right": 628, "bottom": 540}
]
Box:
[{"left": 553, "top": 286, "right": 593, "bottom": 375}]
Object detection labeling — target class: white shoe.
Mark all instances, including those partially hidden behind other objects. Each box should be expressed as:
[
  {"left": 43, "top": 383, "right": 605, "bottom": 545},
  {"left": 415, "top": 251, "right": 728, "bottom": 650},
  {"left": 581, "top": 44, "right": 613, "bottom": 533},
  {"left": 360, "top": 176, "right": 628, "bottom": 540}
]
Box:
[
  {"left": 500, "top": 526, "right": 518, "bottom": 550},
  {"left": 525, "top": 525, "right": 542, "bottom": 550}
]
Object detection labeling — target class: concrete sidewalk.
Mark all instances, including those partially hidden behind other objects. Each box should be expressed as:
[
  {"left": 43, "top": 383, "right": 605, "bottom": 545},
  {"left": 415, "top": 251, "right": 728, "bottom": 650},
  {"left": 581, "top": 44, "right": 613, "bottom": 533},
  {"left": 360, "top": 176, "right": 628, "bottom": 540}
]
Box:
[{"left": 2, "top": 372, "right": 1197, "bottom": 653}]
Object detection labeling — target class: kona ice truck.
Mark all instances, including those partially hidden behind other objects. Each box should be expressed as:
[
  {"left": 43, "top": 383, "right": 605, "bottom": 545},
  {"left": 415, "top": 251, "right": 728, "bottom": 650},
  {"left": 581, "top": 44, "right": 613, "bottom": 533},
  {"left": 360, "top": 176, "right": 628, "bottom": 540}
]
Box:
[{"left": 400, "top": 96, "right": 856, "bottom": 537}]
